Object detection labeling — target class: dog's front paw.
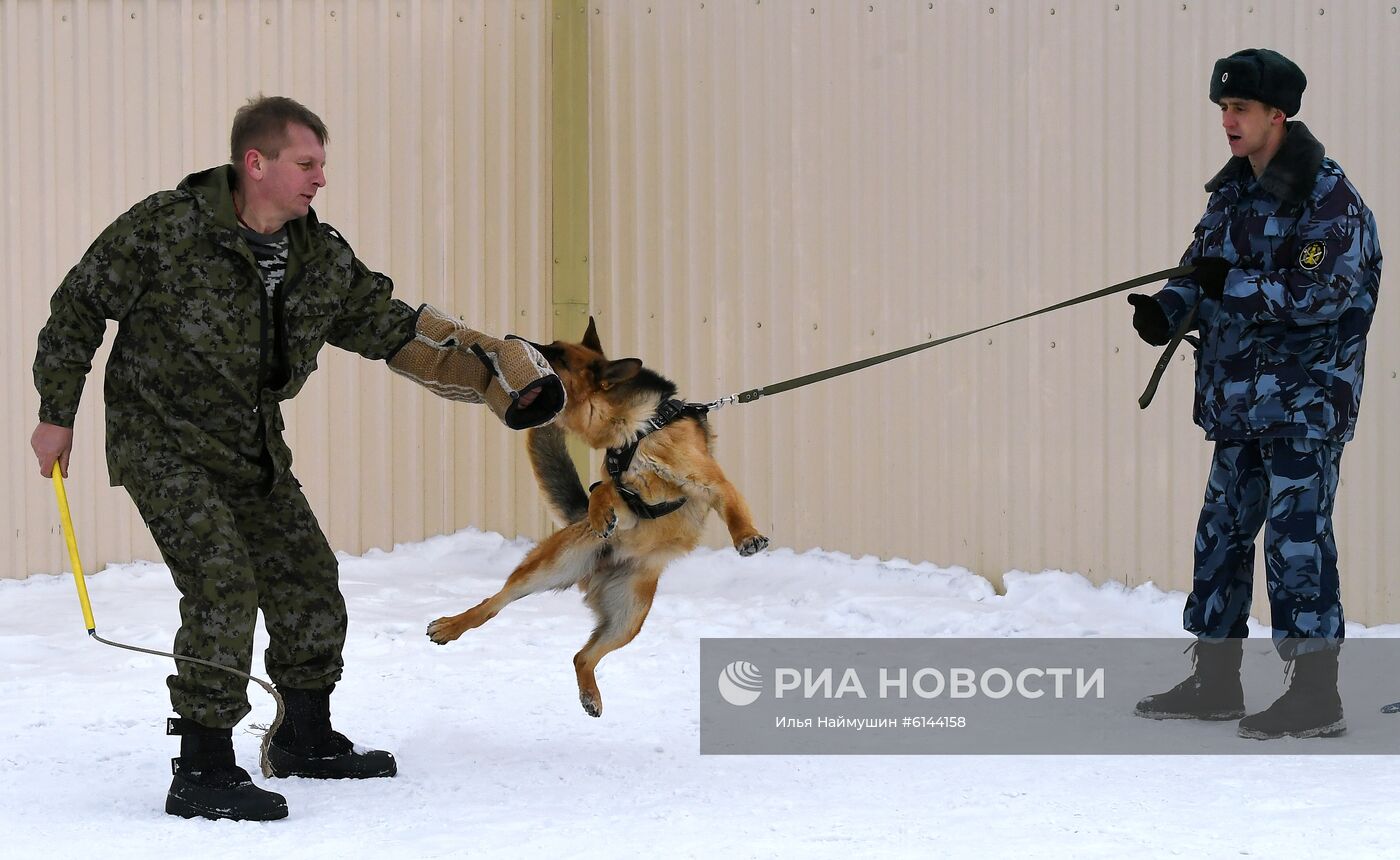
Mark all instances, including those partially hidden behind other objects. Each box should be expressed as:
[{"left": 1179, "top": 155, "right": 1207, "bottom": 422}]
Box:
[
  {"left": 736, "top": 534, "right": 769, "bottom": 557},
  {"left": 590, "top": 508, "right": 618, "bottom": 540},
  {"left": 426, "top": 616, "right": 462, "bottom": 644}
]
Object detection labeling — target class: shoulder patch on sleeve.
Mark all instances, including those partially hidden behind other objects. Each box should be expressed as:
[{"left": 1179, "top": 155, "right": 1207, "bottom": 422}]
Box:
[{"left": 1299, "top": 240, "right": 1327, "bottom": 270}]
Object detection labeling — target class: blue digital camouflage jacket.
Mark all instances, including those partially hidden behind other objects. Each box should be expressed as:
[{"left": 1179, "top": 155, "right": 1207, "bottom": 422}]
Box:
[{"left": 1151, "top": 122, "right": 1382, "bottom": 442}]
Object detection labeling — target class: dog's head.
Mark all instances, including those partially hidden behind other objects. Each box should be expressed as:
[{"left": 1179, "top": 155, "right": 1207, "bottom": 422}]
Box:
[{"left": 528, "top": 318, "right": 677, "bottom": 444}]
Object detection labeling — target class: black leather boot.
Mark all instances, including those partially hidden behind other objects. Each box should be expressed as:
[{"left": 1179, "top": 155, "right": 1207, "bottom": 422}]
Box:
[
  {"left": 1237, "top": 648, "right": 1345, "bottom": 740},
  {"left": 266, "top": 685, "right": 397, "bottom": 779},
  {"left": 1134, "top": 638, "right": 1246, "bottom": 720},
  {"left": 165, "top": 717, "right": 288, "bottom": 821}
]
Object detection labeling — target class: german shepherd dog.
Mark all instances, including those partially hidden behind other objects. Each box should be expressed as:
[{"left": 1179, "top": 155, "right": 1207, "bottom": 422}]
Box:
[{"left": 426, "top": 319, "right": 769, "bottom": 717}]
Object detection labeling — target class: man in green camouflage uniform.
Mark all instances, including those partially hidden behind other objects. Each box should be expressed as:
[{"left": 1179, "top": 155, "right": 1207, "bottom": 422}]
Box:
[{"left": 31, "top": 96, "right": 563, "bottom": 821}]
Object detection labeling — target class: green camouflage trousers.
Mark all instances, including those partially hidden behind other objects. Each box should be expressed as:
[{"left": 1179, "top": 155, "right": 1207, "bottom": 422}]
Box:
[{"left": 125, "top": 470, "right": 345, "bottom": 728}]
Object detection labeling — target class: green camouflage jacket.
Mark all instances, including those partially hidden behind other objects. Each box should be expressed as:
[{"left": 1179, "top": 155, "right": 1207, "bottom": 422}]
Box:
[{"left": 33, "top": 165, "right": 419, "bottom": 488}]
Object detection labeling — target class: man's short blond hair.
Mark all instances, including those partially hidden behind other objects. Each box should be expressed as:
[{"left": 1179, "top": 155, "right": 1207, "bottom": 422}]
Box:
[{"left": 230, "top": 95, "right": 329, "bottom": 175}]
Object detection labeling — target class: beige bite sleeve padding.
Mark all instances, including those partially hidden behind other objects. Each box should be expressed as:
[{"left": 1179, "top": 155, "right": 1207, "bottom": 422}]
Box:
[
  {"left": 387, "top": 305, "right": 491, "bottom": 404},
  {"left": 388, "top": 305, "right": 565, "bottom": 429}
]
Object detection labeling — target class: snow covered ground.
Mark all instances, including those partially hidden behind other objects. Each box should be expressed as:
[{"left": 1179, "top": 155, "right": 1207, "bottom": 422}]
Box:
[{"left": 3, "top": 529, "right": 1398, "bottom": 859}]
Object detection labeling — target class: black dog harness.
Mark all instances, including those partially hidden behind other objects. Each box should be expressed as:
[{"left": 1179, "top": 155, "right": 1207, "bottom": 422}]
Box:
[{"left": 602, "top": 399, "right": 709, "bottom": 520}]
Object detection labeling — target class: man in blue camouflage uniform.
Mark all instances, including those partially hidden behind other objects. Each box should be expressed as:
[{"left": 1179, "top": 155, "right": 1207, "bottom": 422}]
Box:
[
  {"left": 30, "top": 97, "right": 564, "bottom": 820},
  {"left": 1129, "top": 50, "right": 1381, "bottom": 740}
]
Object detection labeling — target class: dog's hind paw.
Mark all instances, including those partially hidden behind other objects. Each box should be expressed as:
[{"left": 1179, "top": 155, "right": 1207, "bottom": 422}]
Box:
[
  {"left": 579, "top": 691, "right": 602, "bottom": 718},
  {"left": 736, "top": 534, "right": 770, "bottom": 557}
]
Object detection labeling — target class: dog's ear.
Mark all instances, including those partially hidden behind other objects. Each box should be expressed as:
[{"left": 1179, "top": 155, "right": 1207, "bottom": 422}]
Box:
[
  {"left": 582, "top": 317, "right": 603, "bottom": 354},
  {"left": 599, "top": 357, "right": 642, "bottom": 389}
]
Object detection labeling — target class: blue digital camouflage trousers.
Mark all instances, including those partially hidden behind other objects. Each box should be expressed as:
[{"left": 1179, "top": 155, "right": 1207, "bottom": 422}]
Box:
[
  {"left": 125, "top": 470, "right": 345, "bottom": 728},
  {"left": 1183, "top": 437, "right": 1344, "bottom": 659}
]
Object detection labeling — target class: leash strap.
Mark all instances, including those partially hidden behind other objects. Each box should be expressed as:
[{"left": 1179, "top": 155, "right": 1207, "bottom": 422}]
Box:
[
  {"left": 1137, "top": 300, "right": 1201, "bottom": 410},
  {"left": 715, "top": 264, "right": 1193, "bottom": 407}
]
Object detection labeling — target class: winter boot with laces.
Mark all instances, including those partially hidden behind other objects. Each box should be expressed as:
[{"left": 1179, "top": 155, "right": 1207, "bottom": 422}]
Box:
[
  {"left": 1134, "top": 638, "right": 1246, "bottom": 721},
  {"left": 266, "top": 685, "right": 397, "bottom": 779},
  {"left": 1237, "top": 648, "right": 1346, "bottom": 740},
  {"left": 165, "top": 717, "right": 288, "bottom": 821}
]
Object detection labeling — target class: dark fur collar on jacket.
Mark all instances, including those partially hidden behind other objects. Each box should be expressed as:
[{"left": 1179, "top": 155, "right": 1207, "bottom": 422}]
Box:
[{"left": 1204, "top": 121, "right": 1326, "bottom": 204}]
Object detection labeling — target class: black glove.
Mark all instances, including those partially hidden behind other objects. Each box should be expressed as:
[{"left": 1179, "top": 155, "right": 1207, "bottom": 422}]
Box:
[
  {"left": 1191, "top": 256, "right": 1232, "bottom": 300},
  {"left": 1127, "top": 294, "right": 1171, "bottom": 347}
]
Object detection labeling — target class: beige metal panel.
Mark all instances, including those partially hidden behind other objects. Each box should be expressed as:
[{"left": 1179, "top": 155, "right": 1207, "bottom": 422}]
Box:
[
  {"left": 1299, "top": 0, "right": 1400, "bottom": 626},
  {"left": 11, "top": 0, "right": 1400, "bottom": 627},
  {"left": 588, "top": 0, "right": 1400, "bottom": 622},
  {"left": 6, "top": 0, "right": 553, "bottom": 580},
  {"left": 276, "top": 0, "right": 554, "bottom": 549}
]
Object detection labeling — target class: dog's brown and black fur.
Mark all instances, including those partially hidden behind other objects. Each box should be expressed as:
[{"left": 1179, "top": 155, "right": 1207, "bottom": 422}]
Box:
[{"left": 426, "top": 319, "right": 768, "bottom": 717}]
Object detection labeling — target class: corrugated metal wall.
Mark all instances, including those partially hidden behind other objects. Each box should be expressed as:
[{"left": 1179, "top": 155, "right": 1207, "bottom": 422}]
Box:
[
  {"left": 5, "top": 0, "right": 556, "bottom": 581},
  {"left": 7, "top": 1, "right": 1399, "bottom": 622},
  {"left": 586, "top": 0, "right": 1400, "bottom": 622}
]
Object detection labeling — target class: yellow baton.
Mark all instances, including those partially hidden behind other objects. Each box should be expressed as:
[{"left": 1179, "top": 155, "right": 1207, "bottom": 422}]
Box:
[{"left": 51, "top": 470, "right": 97, "bottom": 634}]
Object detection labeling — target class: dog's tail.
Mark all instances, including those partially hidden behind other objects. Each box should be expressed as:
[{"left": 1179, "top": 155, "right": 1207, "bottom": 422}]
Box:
[{"left": 527, "top": 424, "right": 589, "bottom": 524}]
